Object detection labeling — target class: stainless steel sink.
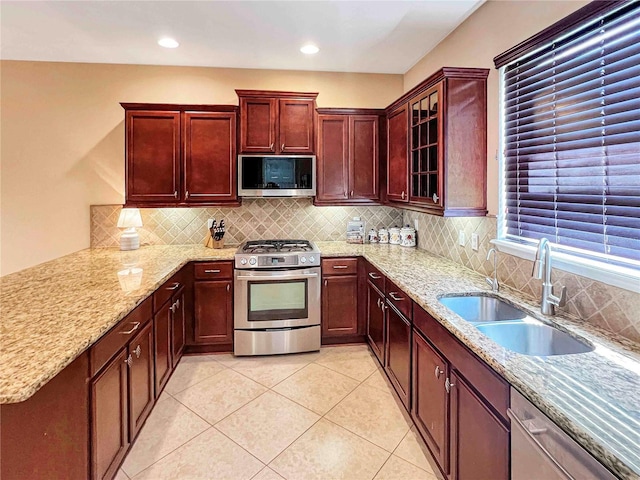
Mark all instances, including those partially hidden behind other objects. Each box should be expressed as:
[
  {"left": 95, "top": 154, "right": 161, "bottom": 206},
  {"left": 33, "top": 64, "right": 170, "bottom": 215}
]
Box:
[
  {"left": 439, "top": 295, "right": 527, "bottom": 323},
  {"left": 476, "top": 322, "right": 594, "bottom": 356}
]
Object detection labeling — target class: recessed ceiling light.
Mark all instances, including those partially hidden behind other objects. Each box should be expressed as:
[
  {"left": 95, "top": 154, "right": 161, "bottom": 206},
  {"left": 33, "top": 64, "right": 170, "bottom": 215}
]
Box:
[
  {"left": 300, "top": 44, "right": 319, "bottom": 55},
  {"left": 158, "top": 37, "right": 179, "bottom": 49}
]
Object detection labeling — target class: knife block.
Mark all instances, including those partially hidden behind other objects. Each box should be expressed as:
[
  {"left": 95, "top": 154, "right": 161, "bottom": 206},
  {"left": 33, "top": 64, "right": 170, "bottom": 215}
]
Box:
[{"left": 204, "top": 233, "right": 225, "bottom": 249}]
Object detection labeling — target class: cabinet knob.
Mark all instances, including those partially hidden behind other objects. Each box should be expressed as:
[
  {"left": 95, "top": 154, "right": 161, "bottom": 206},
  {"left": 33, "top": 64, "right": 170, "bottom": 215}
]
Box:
[
  {"left": 270, "top": 143, "right": 274, "bottom": 151},
  {"left": 350, "top": 190, "right": 354, "bottom": 197},
  {"left": 435, "top": 366, "right": 442, "bottom": 379},
  {"left": 433, "top": 193, "right": 439, "bottom": 203},
  {"left": 401, "top": 191, "right": 406, "bottom": 199},
  {"left": 281, "top": 143, "right": 285, "bottom": 150},
  {"left": 175, "top": 299, "right": 180, "bottom": 309},
  {"left": 124, "top": 354, "right": 133, "bottom": 367},
  {"left": 377, "top": 297, "right": 381, "bottom": 308},
  {"left": 227, "top": 283, "right": 230, "bottom": 292},
  {"left": 174, "top": 191, "right": 178, "bottom": 199},
  {"left": 134, "top": 345, "right": 142, "bottom": 358},
  {"left": 186, "top": 191, "right": 190, "bottom": 199},
  {"left": 324, "top": 279, "right": 328, "bottom": 287},
  {"left": 445, "top": 377, "right": 455, "bottom": 394}
]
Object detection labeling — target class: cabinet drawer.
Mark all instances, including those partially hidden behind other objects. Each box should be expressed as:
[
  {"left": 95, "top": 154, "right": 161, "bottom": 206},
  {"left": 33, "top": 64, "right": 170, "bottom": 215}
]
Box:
[
  {"left": 90, "top": 297, "right": 152, "bottom": 377},
  {"left": 194, "top": 261, "right": 233, "bottom": 280},
  {"left": 385, "top": 279, "right": 412, "bottom": 320},
  {"left": 364, "top": 260, "right": 385, "bottom": 292},
  {"left": 322, "top": 257, "right": 358, "bottom": 275},
  {"left": 413, "top": 304, "right": 509, "bottom": 421},
  {"left": 153, "top": 271, "right": 185, "bottom": 311}
]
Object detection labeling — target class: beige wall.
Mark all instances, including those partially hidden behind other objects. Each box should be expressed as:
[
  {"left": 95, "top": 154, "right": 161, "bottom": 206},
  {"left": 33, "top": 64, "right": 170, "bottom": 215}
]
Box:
[
  {"left": 404, "top": 0, "right": 590, "bottom": 216},
  {"left": 0, "top": 61, "right": 403, "bottom": 275}
]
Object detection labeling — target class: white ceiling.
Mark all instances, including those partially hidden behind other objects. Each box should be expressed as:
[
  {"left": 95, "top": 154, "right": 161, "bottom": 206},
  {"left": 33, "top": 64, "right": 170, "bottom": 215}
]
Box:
[{"left": 0, "top": 1, "right": 484, "bottom": 74}]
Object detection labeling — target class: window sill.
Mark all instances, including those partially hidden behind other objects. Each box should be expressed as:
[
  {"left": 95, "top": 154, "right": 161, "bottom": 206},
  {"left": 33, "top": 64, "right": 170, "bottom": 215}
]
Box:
[{"left": 490, "top": 239, "right": 640, "bottom": 294}]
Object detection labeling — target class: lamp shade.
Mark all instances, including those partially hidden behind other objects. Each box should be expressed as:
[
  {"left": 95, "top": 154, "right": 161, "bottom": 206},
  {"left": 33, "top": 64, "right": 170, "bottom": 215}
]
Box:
[{"left": 117, "top": 208, "right": 143, "bottom": 228}]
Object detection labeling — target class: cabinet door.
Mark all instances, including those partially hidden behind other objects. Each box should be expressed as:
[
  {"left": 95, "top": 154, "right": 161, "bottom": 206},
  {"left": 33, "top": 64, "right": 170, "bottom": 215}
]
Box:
[
  {"left": 366, "top": 282, "right": 386, "bottom": 365},
  {"left": 316, "top": 115, "right": 349, "bottom": 202},
  {"left": 194, "top": 280, "right": 233, "bottom": 345},
  {"left": 279, "top": 98, "right": 315, "bottom": 153},
  {"left": 240, "top": 97, "right": 276, "bottom": 153},
  {"left": 171, "top": 289, "right": 186, "bottom": 366},
  {"left": 154, "top": 301, "right": 172, "bottom": 396},
  {"left": 128, "top": 321, "right": 154, "bottom": 439},
  {"left": 350, "top": 115, "right": 379, "bottom": 200},
  {"left": 385, "top": 304, "right": 411, "bottom": 408},
  {"left": 91, "top": 349, "right": 129, "bottom": 480},
  {"left": 125, "top": 110, "right": 180, "bottom": 204},
  {"left": 322, "top": 275, "right": 359, "bottom": 339},
  {"left": 450, "top": 371, "right": 509, "bottom": 480},
  {"left": 412, "top": 331, "right": 449, "bottom": 474},
  {"left": 183, "top": 112, "right": 237, "bottom": 203},
  {"left": 386, "top": 104, "right": 409, "bottom": 203}
]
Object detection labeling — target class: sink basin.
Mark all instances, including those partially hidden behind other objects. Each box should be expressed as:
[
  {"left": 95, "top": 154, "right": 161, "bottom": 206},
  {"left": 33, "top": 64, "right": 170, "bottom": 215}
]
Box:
[
  {"left": 476, "top": 322, "right": 594, "bottom": 356},
  {"left": 439, "top": 295, "right": 527, "bottom": 323}
]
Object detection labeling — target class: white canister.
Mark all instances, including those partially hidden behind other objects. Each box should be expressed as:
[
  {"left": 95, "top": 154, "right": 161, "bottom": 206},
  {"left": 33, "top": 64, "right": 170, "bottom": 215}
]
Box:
[
  {"left": 389, "top": 227, "right": 401, "bottom": 245},
  {"left": 400, "top": 226, "right": 416, "bottom": 247},
  {"left": 368, "top": 229, "right": 379, "bottom": 243},
  {"left": 378, "top": 228, "right": 389, "bottom": 244}
]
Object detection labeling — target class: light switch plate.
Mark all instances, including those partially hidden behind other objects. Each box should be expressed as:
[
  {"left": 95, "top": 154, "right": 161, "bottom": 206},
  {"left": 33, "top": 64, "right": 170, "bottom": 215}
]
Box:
[
  {"left": 414, "top": 219, "right": 419, "bottom": 230},
  {"left": 458, "top": 230, "right": 465, "bottom": 247},
  {"left": 471, "top": 233, "right": 479, "bottom": 251}
]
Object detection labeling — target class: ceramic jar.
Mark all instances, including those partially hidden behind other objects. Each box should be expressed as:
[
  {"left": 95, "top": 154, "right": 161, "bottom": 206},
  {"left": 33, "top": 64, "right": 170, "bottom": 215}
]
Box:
[
  {"left": 368, "top": 229, "right": 379, "bottom": 243},
  {"left": 378, "top": 228, "right": 389, "bottom": 244},
  {"left": 400, "top": 226, "right": 416, "bottom": 247},
  {"left": 389, "top": 227, "right": 401, "bottom": 245}
]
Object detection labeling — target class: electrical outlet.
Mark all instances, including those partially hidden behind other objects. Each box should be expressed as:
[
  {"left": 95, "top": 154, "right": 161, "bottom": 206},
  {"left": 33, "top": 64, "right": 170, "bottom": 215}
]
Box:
[
  {"left": 414, "top": 219, "right": 419, "bottom": 231},
  {"left": 458, "top": 230, "right": 465, "bottom": 247},
  {"left": 207, "top": 218, "right": 214, "bottom": 229},
  {"left": 471, "top": 233, "right": 479, "bottom": 251}
]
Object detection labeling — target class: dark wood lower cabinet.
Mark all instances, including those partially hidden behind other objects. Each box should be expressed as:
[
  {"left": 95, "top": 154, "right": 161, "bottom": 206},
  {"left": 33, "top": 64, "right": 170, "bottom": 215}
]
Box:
[
  {"left": 412, "top": 330, "right": 449, "bottom": 474},
  {"left": 128, "top": 321, "right": 155, "bottom": 439},
  {"left": 172, "top": 288, "right": 186, "bottom": 367},
  {"left": 194, "top": 280, "right": 233, "bottom": 345},
  {"left": 91, "top": 349, "right": 129, "bottom": 480},
  {"left": 366, "top": 281, "right": 386, "bottom": 365},
  {"left": 322, "top": 274, "right": 359, "bottom": 340},
  {"left": 154, "top": 300, "right": 172, "bottom": 396},
  {"left": 450, "top": 371, "right": 509, "bottom": 480},
  {"left": 385, "top": 302, "right": 412, "bottom": 408}
]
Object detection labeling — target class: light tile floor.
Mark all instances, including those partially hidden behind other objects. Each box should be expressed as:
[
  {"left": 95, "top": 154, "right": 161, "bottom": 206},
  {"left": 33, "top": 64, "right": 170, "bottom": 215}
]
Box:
[{"left": 118, "top": 345, "right": 440, "bottom": 480}]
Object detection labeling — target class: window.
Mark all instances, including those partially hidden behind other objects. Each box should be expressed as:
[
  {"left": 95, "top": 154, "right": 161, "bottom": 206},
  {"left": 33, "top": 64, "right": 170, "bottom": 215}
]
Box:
[{"left": 494, "top": 1, "right": 640, "bottom": 285}]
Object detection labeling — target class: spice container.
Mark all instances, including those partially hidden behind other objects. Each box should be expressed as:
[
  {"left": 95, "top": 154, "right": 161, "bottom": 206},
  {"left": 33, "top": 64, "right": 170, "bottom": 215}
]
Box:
[
  {"left": 400, "top": 225, "right": 416, "bottom": 247},
  {"left": 378, "top": 228, "right": 389, "bottom": 244},
  {"left": 389, "top": 227, "right": 401, "bottom": 245}
]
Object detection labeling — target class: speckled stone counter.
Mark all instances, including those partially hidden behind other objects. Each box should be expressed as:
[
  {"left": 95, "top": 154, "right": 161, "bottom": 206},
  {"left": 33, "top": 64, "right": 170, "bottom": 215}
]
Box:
[{"left": 2, "top": 242, "right": 639, "bottom": 478}]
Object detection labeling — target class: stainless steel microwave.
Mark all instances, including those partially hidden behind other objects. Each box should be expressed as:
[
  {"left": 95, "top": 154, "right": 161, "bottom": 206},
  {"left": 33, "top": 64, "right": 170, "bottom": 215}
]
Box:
[{"left": 238, "top": 155, "right": 316, "bottom": 197}]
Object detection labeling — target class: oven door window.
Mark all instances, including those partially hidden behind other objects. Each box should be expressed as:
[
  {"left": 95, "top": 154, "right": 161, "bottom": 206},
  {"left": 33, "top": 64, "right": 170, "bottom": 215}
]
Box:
[{"left": 248, "top": 279, "right": 308, "bottom": 321}]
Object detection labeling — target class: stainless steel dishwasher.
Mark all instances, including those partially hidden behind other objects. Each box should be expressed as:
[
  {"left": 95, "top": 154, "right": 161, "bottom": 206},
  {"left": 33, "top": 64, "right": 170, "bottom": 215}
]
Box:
[{"left": 509, "top": 388, "right": 617, "bottom": 480}]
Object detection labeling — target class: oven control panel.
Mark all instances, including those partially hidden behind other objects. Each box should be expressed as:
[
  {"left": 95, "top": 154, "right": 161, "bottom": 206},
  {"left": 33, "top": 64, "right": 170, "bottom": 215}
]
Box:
[{"left": 235, "top": 253, "right": 321, "bottom": 269}]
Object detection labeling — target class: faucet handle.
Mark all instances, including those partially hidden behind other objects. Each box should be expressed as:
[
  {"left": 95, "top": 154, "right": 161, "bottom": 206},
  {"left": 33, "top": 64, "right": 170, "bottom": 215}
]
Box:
[{"left": 548, "top": 285, "right": 567, "bottom": 308}]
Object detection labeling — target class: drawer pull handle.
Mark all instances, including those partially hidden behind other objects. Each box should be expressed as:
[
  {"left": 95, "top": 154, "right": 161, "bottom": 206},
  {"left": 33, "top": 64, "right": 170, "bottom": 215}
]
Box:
[
  {"left": 124, "top": 354, "right": 133, "bottom": 367},
  {"left": 134, "top": 345, "right": 142, "bottom": 358},
  {"left": 435, "top": 366, "right": 442, "bottom": 379},
  {"left": 333, "top": 265, "right": 348, "bottom": 269},
  {"left": 167, "top": 282, "right": 180, "bottom": 291},
  {"left": 388, "top": 292, "right": 404, "bottom": 301},
  {"left": 120, "top": 322, "right": 141, "bottom": 335},
  {"left": 204, "top": 269, "right": 221, "bottom": 274},
  {"left": 368, "top": 272, "right": 382, "bottom": 279}
]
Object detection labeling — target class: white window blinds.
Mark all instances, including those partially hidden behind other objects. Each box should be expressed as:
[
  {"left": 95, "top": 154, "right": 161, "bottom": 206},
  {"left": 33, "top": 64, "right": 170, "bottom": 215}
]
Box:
[{"left": 501, "top": 2, "right": 640, "bottom": 267}]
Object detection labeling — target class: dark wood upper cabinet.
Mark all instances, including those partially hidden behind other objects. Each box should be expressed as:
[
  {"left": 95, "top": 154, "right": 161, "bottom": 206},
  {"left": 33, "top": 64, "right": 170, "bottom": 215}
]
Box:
[
  {"left": 125, "top": 110, "right": 181, "bottom": 204},
  {"left": 315, "top": 109, "right": 382, "bottom": 205},
  {"left": 385, "top": 67, "right": 489, "bottom": 216},
  {"left": 183, "top": 112, "right": 237, "bottom": 204},
  {"left": 386, "top": 104, "right": 409, "bottom": 203},
  {"left": 122, "top": 103, "right": 239, "bottom": 207},
  {"left": 236, "top": 90, "right": 317, "bottom": 154}
]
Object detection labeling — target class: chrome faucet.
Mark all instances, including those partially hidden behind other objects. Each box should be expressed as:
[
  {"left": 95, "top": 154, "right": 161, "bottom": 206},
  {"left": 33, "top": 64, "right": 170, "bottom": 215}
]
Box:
[
  {"left": 486, "top": 248, "right": 499, "bottom": 292},
  {"left": 532, "top": 238, "right": 567, "bottom": 315}
]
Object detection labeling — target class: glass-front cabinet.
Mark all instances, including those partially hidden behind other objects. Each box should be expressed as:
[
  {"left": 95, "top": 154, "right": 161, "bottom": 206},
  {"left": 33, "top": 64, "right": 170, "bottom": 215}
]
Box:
[{"left": 410, "top": 83, "right": 443, "bottom": 208}]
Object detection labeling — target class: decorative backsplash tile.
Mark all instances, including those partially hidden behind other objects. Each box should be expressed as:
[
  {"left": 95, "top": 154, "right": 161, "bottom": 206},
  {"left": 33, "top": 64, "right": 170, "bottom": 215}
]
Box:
[
  {"left": 403, "top": 211, "right": 640, "bottom": 343},
  {"left": 91, "top": 199, "right": 403, "bottom": 249}
]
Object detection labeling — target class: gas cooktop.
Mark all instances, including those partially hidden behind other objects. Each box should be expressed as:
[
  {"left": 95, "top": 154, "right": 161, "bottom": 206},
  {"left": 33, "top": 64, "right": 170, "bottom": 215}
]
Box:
[{"left": 235, "top": 239, "right": 320, "bottom": 269}]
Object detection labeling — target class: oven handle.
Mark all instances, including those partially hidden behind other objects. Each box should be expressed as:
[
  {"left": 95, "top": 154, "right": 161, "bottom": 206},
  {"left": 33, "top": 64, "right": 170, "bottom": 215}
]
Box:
[{"left": 236, "top": 272, "right": 319, "bottom": 281}]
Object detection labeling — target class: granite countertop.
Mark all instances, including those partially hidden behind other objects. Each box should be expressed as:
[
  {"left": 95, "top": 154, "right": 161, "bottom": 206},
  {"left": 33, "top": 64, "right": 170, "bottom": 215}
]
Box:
[{"left": 1, "top": 242, "right": 639, "bottom": 478}]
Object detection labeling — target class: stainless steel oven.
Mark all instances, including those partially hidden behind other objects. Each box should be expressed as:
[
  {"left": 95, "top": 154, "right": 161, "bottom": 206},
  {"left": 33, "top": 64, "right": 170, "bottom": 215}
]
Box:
[{"left": 234, "top": 240, "right": 321, "bottom": 356}]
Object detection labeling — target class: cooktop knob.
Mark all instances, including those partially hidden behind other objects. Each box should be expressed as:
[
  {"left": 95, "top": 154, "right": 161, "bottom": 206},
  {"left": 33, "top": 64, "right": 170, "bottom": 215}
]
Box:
[
  {"left": 240, "top": 258, "right": 248, "bottom": 265},
  {"left": 309, "top": 255, "right": 316, "bottom": 263},
  {"left": 249, "top": 257, "right": 257, "bottom": 265},
  {"left": 300, "top": 256, "right": 307, "bottom": 264}
]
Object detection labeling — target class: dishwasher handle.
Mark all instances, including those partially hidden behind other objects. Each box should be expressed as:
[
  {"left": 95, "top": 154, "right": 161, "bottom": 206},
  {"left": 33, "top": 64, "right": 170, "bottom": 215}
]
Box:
[{"left": 508, "top": 408, "right": 573, "bottom": 480}]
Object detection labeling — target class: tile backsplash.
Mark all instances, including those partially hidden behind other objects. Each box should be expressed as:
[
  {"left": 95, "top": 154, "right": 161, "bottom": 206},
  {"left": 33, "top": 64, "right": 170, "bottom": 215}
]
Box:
[
  {"left": 403, "top": 211, "right": 640, "bottom": 344},
  {"left": 91, "top": 199, "right": 403, "bottom": 249}
]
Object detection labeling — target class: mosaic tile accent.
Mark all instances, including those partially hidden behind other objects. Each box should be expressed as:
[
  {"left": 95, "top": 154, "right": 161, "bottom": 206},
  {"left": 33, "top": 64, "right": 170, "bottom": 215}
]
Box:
[
  {"left": 403, "top": 211, "right": 640, "bottom": 343},
  {"left": 91, "top": 199, "right": 403, "bottom": 249}
]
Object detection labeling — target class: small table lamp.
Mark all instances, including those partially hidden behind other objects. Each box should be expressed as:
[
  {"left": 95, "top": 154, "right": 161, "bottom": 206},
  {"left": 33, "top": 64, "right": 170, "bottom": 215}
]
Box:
[{"left": 117, "top": 208, "right": 143, "bottom": 250}]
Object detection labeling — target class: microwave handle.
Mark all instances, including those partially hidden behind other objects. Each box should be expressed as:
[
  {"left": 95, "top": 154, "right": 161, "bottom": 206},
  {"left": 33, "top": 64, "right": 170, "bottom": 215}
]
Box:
[{"left": 236, "top": 272, "right": 319, "bottom": 281}]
